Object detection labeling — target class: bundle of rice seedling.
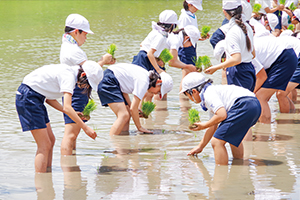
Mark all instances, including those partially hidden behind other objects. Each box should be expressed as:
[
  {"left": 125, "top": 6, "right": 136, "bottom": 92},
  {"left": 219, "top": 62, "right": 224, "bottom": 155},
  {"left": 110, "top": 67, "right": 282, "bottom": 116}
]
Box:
[
  {"left": 289, "top": 2, "right": 297, "bottom": 11},
  {"left": 279, "top": 0, "right": 286, "bottom": 5},
  {"left": 288, "top": 24, "right": 295, "bottom": 31},
  {"left": 141, "top": 101, "right": 156, "bottom": 118},
  {"left": 201, "top": 25, "right": 211, "bottom": 38},
  {"left": 192, "top": 56, "right": 203, "bottom": 72},
  {"left": 253, "top": 3, "right": 262, "bottom": 13},
  {"left": 188, "top": 108, "right": 200, "bottom": 129},
  {"left": 79, "top": 99, "right": 97, "bottom": 120},
  {"left": 159, "top": 49, "right": 173, "bottom": 64},
  {"left": 106, "top": 43, "right": 117, "bottom": 60},
  {"left": 201, "top": 55, "right": 212, "bottom": 70}
]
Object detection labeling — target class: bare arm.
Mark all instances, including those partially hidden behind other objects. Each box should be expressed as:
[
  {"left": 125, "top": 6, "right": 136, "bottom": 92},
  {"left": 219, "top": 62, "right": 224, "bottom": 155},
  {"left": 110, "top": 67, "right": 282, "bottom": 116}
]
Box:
[
  {"left": 204, "top": 53, "right": 241, "bottom": 75},
  {"left": 253, "top": 68, "right": 267, "bottom": 93},
  {"left": 169, "top": 49, "right": 196, "bottom": 72},
  {"left": 147, "top": 48, "right": 164, "bottom": 74}
]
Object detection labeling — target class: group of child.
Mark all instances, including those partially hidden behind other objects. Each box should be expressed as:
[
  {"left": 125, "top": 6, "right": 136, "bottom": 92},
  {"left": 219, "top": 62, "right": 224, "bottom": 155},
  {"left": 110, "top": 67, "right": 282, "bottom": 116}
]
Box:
[{"left": 15, "top": 0, "right": 300, "bottom": 172}]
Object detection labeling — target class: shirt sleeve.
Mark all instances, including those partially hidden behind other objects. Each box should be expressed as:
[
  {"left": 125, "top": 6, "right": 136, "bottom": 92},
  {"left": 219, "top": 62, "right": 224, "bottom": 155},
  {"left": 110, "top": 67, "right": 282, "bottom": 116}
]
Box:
[{"left": 226, "top": 29, "right": 242, "bottom": 55}]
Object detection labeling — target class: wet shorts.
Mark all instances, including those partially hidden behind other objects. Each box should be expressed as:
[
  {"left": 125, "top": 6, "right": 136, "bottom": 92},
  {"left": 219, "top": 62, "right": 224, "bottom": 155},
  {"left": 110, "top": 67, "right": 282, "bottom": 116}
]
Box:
[
  {"left": 15, "top": 83, "right": 50, "bottom": 132},
  {"left": 213, "top": 96, "right": 261, "bottom": 147},
  {"left": 63, "top": 84, "right": 88, "bottom": 124},
  {"left": 97, "top": 69, "right": 128, "bottom": 106}
]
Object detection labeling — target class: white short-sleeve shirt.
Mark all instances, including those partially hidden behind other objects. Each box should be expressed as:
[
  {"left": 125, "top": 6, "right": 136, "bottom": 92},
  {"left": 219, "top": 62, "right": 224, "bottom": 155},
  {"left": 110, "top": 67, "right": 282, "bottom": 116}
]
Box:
[
  {"left": 140, "top": 29, "right": 169, "bottom": 57},
  {"left": 23, "top": 64, "right": 78, "bottom": 99},
  {"left": 253, "top": 36, "right": 286, "bottom": 69},
  {"left": 255, "top": 0, "right": 272, "bottom": 14},
  {"left": 60, "top": 34, "right": 87, "bottom": 66},
  {"left": 202, "top": 85, "right": 255, "bottom": 117},
  {"left": 178, "top": 9, "right": 198, "bottom": 29},
  {"left": 277, "top": 36, "right": 300, "bottom": 56},
  {"left": 167, "top": 32, "right": 183, "bottom": 51},
  {"left": 225, "top": 18, "right": 254, "bottom": 63},
  {"left": 108, "top": 63, "right": 150, "bottom": 100}
]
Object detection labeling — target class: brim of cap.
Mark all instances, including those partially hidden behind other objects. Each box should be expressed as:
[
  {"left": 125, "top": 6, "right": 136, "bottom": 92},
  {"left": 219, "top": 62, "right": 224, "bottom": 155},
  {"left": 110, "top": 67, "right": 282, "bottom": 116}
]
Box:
[
  {"left": 178, "top": 88, "right": 187, "bottom": 94},
  {"left": 194, "top": 4, "right": 203, "bottom": 10}
]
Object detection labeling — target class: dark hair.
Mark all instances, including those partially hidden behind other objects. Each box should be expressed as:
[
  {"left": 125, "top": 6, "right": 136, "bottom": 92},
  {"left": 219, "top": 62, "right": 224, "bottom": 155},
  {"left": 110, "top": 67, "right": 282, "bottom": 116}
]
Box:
[
  {"left": 173, "top": 28, "right": 189, "bottom": 41},
  {"left": 185, "top": 79, "right": 213, "bottom": 96},
  {"left": 225, "top": 5, "right": 251, "bottom": 51},
  {"left": 65, "top": 26, "right": 83, "bottom": 34},
  {"left": 77, "top": 66, "right": 92, "bottom": 98},
  {"left": 148, "top": 70, "right": 161, "bottom": 89},
  {"left": 292, "top": 30, "right": 300, "bottom": 37},
  {"left": 183, "top": 0, "right": 189, "bottom": 11},
  {"left": 157, "top": 22, "right": 177, "bottom": 33}
]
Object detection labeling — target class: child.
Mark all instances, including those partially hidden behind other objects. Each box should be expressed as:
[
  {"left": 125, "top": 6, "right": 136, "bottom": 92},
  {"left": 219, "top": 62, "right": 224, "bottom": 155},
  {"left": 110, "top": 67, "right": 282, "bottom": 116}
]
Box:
[
  {"left": 60, "top": 13, "right": 113, "bottom": 155},
  {"left": 132, "top": 10, "right": 178, "bottom": 74},
  {"left": 167, "top": 25, "right": 201, "bottom": 91},
  {"left": 180, "top": 72, "right": 261, "bottom": 165},
  {"left": 15, "top": 61, "right": 102, "bottom": 172},
  {"left": 178, "top": 0, "right": 209, "bottom": 66},
  {"left": 205, "top": 0, "right": 256, "bottom": 92},
  {"left": 97, "top": 63, "right": 173, "bottom": 135}
]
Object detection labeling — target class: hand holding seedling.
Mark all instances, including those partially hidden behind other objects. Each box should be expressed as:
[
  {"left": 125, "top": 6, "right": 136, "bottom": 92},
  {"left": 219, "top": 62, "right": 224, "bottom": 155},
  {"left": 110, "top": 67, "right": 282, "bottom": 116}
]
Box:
[
  {"left": 98, "top": 53, "right": 115, "bottom": 66},
  {"left": 189, "top": 122, "right": 206, "bottom": 131},
  {"left": 199, "top": 33, "right": 210, "bottom": 41}
]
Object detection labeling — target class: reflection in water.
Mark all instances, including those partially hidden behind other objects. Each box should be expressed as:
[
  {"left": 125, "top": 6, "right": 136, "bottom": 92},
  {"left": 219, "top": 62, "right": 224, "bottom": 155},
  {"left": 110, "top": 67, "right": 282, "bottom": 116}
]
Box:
[
  {"left": 60, "top": 156, "right": 87, "bottom": 200},
  {"left": 35, "top": 173, "right": 55, "bottom": 200},
  {"left": 252, "top": 134, "right": 293, "bottom": 141}
]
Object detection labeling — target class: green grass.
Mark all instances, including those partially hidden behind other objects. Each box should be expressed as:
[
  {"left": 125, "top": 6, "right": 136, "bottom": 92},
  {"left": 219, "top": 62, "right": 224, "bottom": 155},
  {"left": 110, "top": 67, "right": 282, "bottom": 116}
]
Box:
[
  {"left": 188, "top": 108, "right": 200, "bottom": 125},
  {"left": 253, "top": 3, "right": 262, "bottom": 13},
  {"left": 141, "top": 101, "right": 156, "bottom": 118},
  {"left": 192, "top": 56, "right": 202, "bottom": 72},
  {"left": 106, "top": 43, "right": 117, "bottom": 58},
  {"left": 201, "top": 25, "right": 211, "bottom": 38},
  {"left": 159, "top": 48, "right": 173, "bottom": 64},
  {"left": 82, "top": 99, "right": 97, "bottom": 116}
]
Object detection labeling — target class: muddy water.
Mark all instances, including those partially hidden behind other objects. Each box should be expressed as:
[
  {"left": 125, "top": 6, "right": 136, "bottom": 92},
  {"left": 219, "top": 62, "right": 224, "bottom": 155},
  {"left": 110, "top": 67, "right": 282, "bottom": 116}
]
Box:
[{"left": 1, "top": 1, "right": 300, "bottom": 199}]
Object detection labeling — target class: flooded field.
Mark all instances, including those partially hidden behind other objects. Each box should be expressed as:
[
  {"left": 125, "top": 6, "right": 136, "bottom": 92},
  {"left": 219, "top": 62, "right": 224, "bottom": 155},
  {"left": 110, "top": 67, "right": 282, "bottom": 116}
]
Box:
[{"left": 1, "top": 1, "right": 300, "bottom": 199}]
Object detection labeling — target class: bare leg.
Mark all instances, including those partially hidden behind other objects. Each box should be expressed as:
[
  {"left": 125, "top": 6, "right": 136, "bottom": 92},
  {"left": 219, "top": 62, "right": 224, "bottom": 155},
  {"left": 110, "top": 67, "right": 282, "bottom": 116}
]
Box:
[
  {"left": 276, "top": 82, "right": 299, "bottom": 113},
  {"left": 230, "top": 143, "right": 244, "bottom": 159},
  {"left": 255, "top": 88, "right": 277, "bottom": 124},
  {"left": 211, "top": 137, "right": 228, "bottom": 165},
  {"left": 61, "top": 123, "right": 81, "bottom": 156},
  {"left": 243, "top": 128, "right": 252, "bottom": 141},
  {"left": 108, "top": 102, "right": 130, "bottom": 135},
  {"left": 31, "top": 123, "right": 55, "bottom": 173}
]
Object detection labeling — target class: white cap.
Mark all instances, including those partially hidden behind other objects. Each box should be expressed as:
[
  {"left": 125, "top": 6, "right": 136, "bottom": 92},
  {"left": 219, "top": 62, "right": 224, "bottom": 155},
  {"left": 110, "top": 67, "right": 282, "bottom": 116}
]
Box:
[
  {"left": 266, "top": 13, "right": 278, "bottom": 31},
  {"left": 65, "top": 14, "right": 94, "bottom": 34},
  {"left": 179, "top": 72, "right": 205, "bottom": 94},
  {"left": 294, "top": 9, "right": 300, "bottom": 20},
  {"left": 82, "top": 61, "right": 103, "bottom": 92},
  {"left": 160, "top": 72, "right": 173, "bottom": 99},
  {"left": 222, "top": 0, "right": 241, "bottom": 10},
  {"left": 159, "top": 10, "right": 178, "bottom": 24},
  {"left": 186, "top": 0, "right": 203, "bottom": 11},
  {"left": 280, "top": 30, "right": 293, "bottom": 37},
  {"left": 184, "top": 25, "right": 200, "bottom": 47},
  {"left": 214, "top": 40, "right": 226, "bottom": 63}
]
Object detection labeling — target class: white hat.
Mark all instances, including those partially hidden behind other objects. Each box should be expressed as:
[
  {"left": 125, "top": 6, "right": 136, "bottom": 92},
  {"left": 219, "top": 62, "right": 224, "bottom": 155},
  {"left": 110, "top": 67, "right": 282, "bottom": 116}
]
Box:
[
  {"left": 214, "top": 40, "right": 226, "bottom": 63},
  {"left": 280, "top": 30, "right": 293, "bottom": 37},
  {"left": 294, "top": 9, "right": 300, "bottom": 20},
  {"left": 222, "top": 0, "right": 242, "bottom": 10},
  {"left": 160, "top": 72, "right": 173, "bottom": 99},
  {"left": 159, "top": 10, "right": 178, "bottom": 24},
  {"left": 82, "top": 61, "right": 103, "bottom": 92},
  {"left": 65, "top": 14, "right": 94, "bottom": 34},
  {"left": 184, "top": 25, "right": 200, "bottom": 47},
  {"left": 266, "top": 13, "right": 278, "bottom": 31},
  {"left": 186, "top": 0, "right": 203, "bottom": 11},
  {"left": 179, "top": 72, "right": 206, "bottom": 94}
]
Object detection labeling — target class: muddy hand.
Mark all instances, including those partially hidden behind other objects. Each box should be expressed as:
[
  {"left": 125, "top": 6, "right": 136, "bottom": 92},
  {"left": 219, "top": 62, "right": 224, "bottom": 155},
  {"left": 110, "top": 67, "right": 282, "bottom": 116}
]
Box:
[
  {"left": 138, "top": 127, "right": 153, "bottom": 134},
  {"left": 187, "top": 145, "right": 203, "bottom": 156}
]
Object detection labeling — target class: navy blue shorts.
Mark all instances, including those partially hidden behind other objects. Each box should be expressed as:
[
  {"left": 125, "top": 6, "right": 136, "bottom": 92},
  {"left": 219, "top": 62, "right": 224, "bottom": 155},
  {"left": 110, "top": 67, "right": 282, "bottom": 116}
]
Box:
[
  {"left": 210, "top": 28, "right": 225, "bottom": 49},
  {"left": 97, "top": 69, "right": 128, "bottom": 107},
  {"left": 132, "top": 50, "right": 165, "bottom": 72},
  {"left": 213, "top": 96, "right": 261, "bottom": 147},
  {"left": 274, "top": 10, "right": 282, "bottom": 30},
  {"left": 262, "top": 48, "right": 297, "bottom": 90},
  {"left": 178, "top": 45, "right": 197, "bottom": 65},
  {"left": 15, "top": 84, "right": 50, "bottom": 132},
  {"left": 63, "top": 84, "right": 88, "bottom": 124},
  {"left": 290, "top": 54, "right": 300, "bottom": 88},
  {"left": 226, "top": 62, "right": 256, "bottom": 92}
]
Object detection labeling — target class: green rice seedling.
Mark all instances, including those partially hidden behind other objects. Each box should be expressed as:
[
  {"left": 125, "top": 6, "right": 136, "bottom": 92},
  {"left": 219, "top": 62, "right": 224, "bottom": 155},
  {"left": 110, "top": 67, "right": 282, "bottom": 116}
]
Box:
[
  {"left": 288, "top": 24, "right": 295, "bottom": 31},
  {"left": 106, "top": 43, "right": 117, "bottom": 60},
  {"left": 159, "top": 48, "right": 173, "bottom": 64},
  {"left": 289, "top": 2, "right": 297, "bottom": 11},
  {"left": 279, "top": 0, "right": 286, "bottom": 5},
  {"left": 201, "top": 25, "right": 211, "bottom": 38},
  {"left": 201, "top": 55, "right": 212, "bottom": 70},
  {"left": 164, "top": 150, "right": 167, "bottom": 160},
  {"left": 141, "top": 101, "right": 156, "bottom": 118},
  {"left": 253, "top": 3, "right": 262, "bottom": 13},
  {"left": 79, "top": 99, "right": 97, "bottom": 120},
  {"left": 188, "top": 108, "right": 200, "bottom": 129},
  {"left": 192, "top": 56, "right": 203, "bottom": 72}
]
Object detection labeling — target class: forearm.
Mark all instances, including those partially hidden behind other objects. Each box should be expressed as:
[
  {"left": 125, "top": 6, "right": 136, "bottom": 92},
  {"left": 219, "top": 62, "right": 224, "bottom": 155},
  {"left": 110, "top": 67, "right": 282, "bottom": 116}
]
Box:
[
  {"left": 147, "top": 52, "right": 163, "bottom": 73},
  {"left": 45, "top": 99, "right": 64, "bottom": 112},
  {"left": 198, "top": 125, "right": 218, "bottom": 149},
  {"left": 63, "top": 105, "right": 88, "bottom": 130},
  {"left": 123, "top": 93, "right": 131, "bottom": 107}
]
